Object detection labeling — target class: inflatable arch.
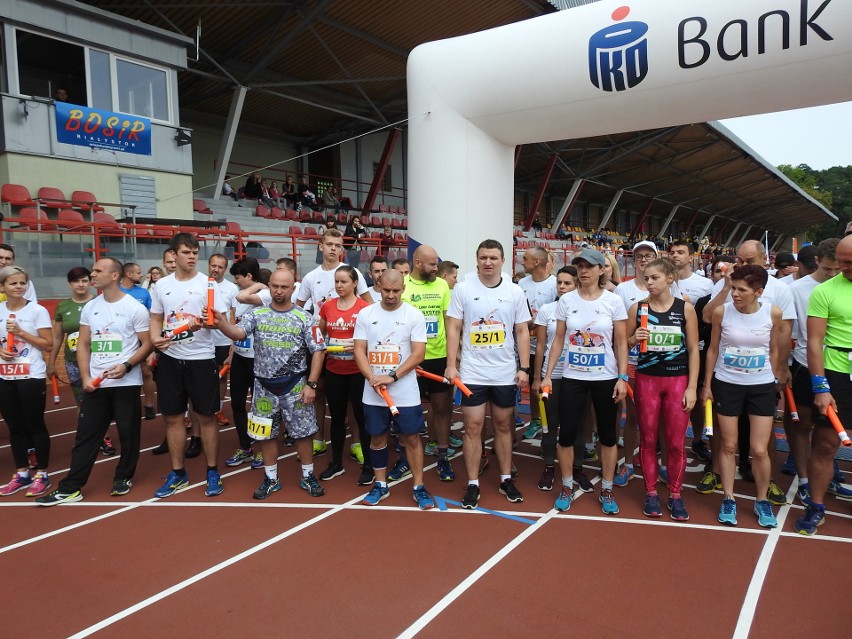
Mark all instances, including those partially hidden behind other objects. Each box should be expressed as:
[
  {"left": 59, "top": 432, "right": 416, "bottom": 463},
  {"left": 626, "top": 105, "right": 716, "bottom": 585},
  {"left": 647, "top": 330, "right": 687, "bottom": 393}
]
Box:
[{"left": 407, "top": 0, "right": 852, "bottom": 273}]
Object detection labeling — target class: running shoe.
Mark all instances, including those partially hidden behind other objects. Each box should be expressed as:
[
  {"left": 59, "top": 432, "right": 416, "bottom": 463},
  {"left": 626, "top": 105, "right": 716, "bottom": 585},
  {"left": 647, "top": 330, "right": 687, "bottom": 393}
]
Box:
[
  {"left": 499, "top": 479, "right": 524, "bottom": 503},
  {"left": 151, "top": 439, "right": 169, "bottom": 455},
  {"left": 796, "top": 482, "right": 812, "bottom": 506},
  {"left": 312, "top": 440, "right": 328, "bottom": 457},
  {"left": 617, "top": 436, "right": 624, "bottom": 448},
  {"left": 205, "top": 469, "right": 224, "bottom": 497},
  {"left": 0, "top": 473, "right": 32, "bottom": 496},
  {"left": 27, "top": 448, "right": 37, "bottom": 470},
  {"left": 357, "top": 467, "right": 375, "bottom": 486},
  {"left": 185, "top": 436, "right": 202, "bottom": 459},
  {"left": 253, "top": 476, "right": 281, "bottom": 500},
  {"left": 773, "top": 410, "right": 784, "bottom": 423},
  {"left": 36, "top": 490, "right": 82, "bottom": 506},
  {"left": 643, "top": 494, "right": 662, "bottom": 517},
  {"left": 461, "top": 484, "right": 480, "bottom": 509},
  {"left": 668, "top": 496, "right": 690, "bottom": 521},
  {"left": 584, "top": 447, "right": 599, "bottom": 462},
  {"left": 754, "top": 500, "right": 777, "bottom": 528},
  {"left": 738, "top": 463, "right": 754, "bottom": 482},
  {"left": 538, "top": 466, "right": 555, "bottom": 491},
  {"left": 216, "top": 411, "right": 230, "bottom": 426},
  {"left": 225, "top": 448, "right": 254, "bottom": 467},
  {"left": 658, "top": 468, "right": 669, "bottom": 486},
  {"left": 299, "top": 472, "right": 325, "bottom": 497},
  {"left": 828, "top": 480, "right": 852, "bottom": 501},
  {"left": 282, "top": 433, "right": 295, "bottom": 447},
  {"left": 696, "top": 471, "right": 722, "bottom": 494},
  {"left": 26, "top": 474, "right": 50, "bottom": 497},
  {"left": 250, "top": 452, "right": 264, "bottom": 469},
  {"left": 833, "top": 460, "right": 846, "bottom": 483},
  {"left": 154, "top": 471, "right": 189, "bottom": 498},
  {"left": 100, "top": 437, "right": 117, "bottom": 457},
  {"left": 573, "top": 469, "right": 594, "bottom": 493},
  {"left": 767, "top": 480, "right": 787, "bottom": 506},
  {"left": 523, "top": 418, "right": 542, "bottom": 439},
  {"left": 781, "top": 454, "right": 797, "bottom": 476},
  {"left": 319, "top": 462, "right": 345, "bottom": 481},
  {"left": 413, "top": 486, "right": 435, "bottom": 510},
  {"left": 478, "top": 455, "right": 489, "bottom": 476},
  {"left": 449, "top": 433, "right": 463, "bottom": 449},
  {"left": 793, "top": 504, "right": 826, "bottom": 536},
  {"left": 554, "top": 486, "right": 572, "bottom": 512},
  {"left": 350, "top": 443, "right": 364, "bottom": 465},
  {"left": 599, "top": 488, "right": 619, "bottom": 515},
  {"left": 718, "top": 498, "right": 737, "bottom": 526},
  {"left": 424, "top": 441, "right": 439, "bottom": 456},
  {"left": 362, "top": 482, "right": 389, "bottom": 505},
  {"left": 691, "top": 440, "right": 712, "bottom": 462},
  {"left": 515, "top": 415, "right": 525, "bottom": 428},
  {"left": 613, "top": 465, "right": 634, "bottom": 487},
  {"left": 110, "top": 478, "right": 132, "bottom": 496},
  {"left": 144, "top": 405, "right": 157, "bottom": 420},
  {"left": 387, "top": 459, "right": 411, "bottom": 482},
  {"left": 437, "top": 457, "right": 455, "bottom": 482}
]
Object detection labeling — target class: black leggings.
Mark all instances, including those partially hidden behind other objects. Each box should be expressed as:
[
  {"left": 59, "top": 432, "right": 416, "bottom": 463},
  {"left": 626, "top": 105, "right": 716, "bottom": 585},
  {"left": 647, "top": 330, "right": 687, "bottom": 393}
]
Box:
[
  {"left": 540, "top": 380, "right": 586, "bottom": 466},
  {"left": 0, "top": 377, "right": 49, "bottom": 469},
  {"left": 324, "top": 370, "right": 370, "bottom": 468},
  {"left": 230, "top": 354, "right": 255, "bottom": 450},
  {"left": 557, "top": 377, "right": 618, "bottom": 448}
]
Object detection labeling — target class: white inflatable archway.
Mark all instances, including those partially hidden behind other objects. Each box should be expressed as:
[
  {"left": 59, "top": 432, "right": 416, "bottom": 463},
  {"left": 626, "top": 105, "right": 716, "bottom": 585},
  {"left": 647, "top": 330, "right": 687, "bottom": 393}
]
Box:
[{"left": 407, "top": 0, "right": 852, "bottom": 273}]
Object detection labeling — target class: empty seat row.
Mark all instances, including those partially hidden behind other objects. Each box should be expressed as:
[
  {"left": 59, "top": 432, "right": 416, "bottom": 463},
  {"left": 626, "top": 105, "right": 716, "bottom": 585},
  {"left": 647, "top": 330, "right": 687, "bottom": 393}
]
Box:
[
  {"left": 2, "top": 184, "right": 105, "bottom": 213},
  {"left": 252, "top": 205, "right": 407, "bottom": 229}
]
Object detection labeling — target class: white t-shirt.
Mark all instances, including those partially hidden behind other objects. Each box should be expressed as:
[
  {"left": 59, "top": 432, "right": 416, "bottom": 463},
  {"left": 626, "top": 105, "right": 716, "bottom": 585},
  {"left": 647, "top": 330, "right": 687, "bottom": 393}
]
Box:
[
  {"left": 677, "top": 272, "right": 713, "bottom": 302},
  {"left": 447, "top": 276, "right": 532, "bottom": 386},
  {"left": 353, "top": 302, "right": 426, "bottom": 408},
  {"left": 519, "top": 274, "right": 556, "bottom": 355},
  {"left": 211, "top": 278, "right": 240, "bottom": 347},
  {"left": 779, "top": 274, "right": 796, "bottom": 286},
  {"left": 368, "top": 287, "right": 382, "bottom": 304},
  {"left": 535, "top": 301, "right": 566, "bottom": 379},
  {"left": 297, "top": 263, "right": 368, "bottom": 318},
  {"left": 788, "top": 274, "right": 819, "bottom": 368},
  {"left": 556, "top": 289, "right": 627, "bottom": 381},
  {"left": 79, "top": 293, "right": 150, "bottom": 387},
  {"left": 0, "top": 301, "right": 51, "bottom": 379},
  {"left": 233, "top": 289, "right": 272, "bottom": 359},
  {"left": 711, "top": 276, "right": 795, "bottom": 321},
  {"left": 150, "top": 272, "right": 229, "bottom": 360}
]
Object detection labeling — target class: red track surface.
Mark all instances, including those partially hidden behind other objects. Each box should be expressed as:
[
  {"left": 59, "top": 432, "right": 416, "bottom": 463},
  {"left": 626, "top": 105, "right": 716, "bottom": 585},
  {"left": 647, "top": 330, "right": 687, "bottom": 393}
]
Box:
[{"left": 1, "top": 385, "right": 850, "bottom": 638}]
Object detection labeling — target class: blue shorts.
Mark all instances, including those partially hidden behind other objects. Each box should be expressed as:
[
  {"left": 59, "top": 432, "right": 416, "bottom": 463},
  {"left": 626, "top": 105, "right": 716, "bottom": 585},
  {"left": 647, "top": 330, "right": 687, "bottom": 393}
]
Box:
[
  {"left": 461, "top": 384, "right": 517, "bottom": 409},
  {"left": 364, "top": 404, "right": 424, "bottom": 436}
]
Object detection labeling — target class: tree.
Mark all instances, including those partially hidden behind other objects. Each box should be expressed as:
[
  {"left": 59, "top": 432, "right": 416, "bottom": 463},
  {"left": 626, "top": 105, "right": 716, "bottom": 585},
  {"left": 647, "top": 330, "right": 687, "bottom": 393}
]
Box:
[{"left": 778, "top": 163, "right": 851, "bottom": 241}]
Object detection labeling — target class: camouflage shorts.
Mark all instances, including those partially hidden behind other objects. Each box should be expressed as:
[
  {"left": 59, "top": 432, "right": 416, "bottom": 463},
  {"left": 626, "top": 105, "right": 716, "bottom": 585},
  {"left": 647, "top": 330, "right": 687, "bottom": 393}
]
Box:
[{"left": 248, "top": 376, "right": 318, "bottom": 441}]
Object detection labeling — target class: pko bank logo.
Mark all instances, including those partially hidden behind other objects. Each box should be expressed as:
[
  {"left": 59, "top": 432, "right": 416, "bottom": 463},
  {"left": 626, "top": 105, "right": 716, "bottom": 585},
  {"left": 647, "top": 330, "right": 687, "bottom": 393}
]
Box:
[{"left": 589, "top": 6, "right": 649, "bottom": 92}]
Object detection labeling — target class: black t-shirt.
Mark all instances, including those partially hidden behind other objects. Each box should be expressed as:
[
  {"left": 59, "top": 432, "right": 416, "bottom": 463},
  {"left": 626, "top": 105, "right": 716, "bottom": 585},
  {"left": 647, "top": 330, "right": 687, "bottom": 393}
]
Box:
[{"left": 636, "top": 297, "right": 689, "bottom": 376}]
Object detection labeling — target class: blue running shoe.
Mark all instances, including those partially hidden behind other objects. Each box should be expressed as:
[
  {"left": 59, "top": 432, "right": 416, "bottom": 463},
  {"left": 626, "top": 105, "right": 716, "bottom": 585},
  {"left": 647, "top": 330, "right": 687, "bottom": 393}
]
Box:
[
  {"left": 424, "top": 441, "right": 439, "bottom": 456},
  {"left": 449, "top": 433, "right": 463, "bottom": 448},
  {"left": 250, "top": 452, "right": 264, "bottom": 469},
  {"left": 718, "top": 498, "right": 737, "bottom": 526},
  {"left": 796, "top": 482, "right": 812, "bottom": 506},
  {"left": 253, "top": 476, "right": 281, "bottom": 500},
  {"left": 387, "top": 459, "right": 411, "bottom": 482},
  {"left": 554, "top": 486, "right": 572, "bottom": 512},
  {"left": 828, "top": 479, "right": 852, "bottom": 501},
  {"left": 437, "top": 457, "right": 455, "bottom": 482},
  {"left": 668, "top": 496, "right": 689, "bottom": 521},
  {"left": 658, "top": 467, "right": 669, "bottom": 486},
  {"left": 155, "top": 471, "right": 189, "bottom": 498},
  {"left": 523, "top": 419, "right": 542, "bottom": 439},
  {"left": 613, "top": 465, "right": 634, "bottom": 487},
  {"left": 833, "top": 460, "right": 845, "bottom": 483},
  {"left": 599, "top": 488, "right": 619, "bottom": 515},
  {"left": 781, "top": 454, "right": 797, "bottom": 476},
  {"left": 299, "top": 472, "right": 325, "bottom": 497},
  {"left": 794, "top": 504, "right": 826, "bottom": 536},
  {"left": 362, "top": 482, "right": 389, "bottom": 505},
  {"left": 515, "top": 415, "right": 525, "bottom": 427},
  {"left": 205, "top": 469, "right": 223, "bottom": 497},
  {"left": 413, "top": 486, "right": 434, "bottom": 510},
  {"left": 754, "top": 499, "right": 777, "bottom": 528},
  {"left": 225, "top": 448, "right": 254, "bottom": 467},
  {"left": 643, "top": 494, "right": 662, "bottom": 517}
]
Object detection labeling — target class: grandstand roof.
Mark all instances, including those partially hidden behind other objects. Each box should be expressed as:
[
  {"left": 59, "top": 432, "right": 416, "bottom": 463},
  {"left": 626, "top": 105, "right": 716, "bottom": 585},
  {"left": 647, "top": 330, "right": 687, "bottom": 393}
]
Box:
[{"left": 78, "top": 0, "right": 835, "bottom": 236}]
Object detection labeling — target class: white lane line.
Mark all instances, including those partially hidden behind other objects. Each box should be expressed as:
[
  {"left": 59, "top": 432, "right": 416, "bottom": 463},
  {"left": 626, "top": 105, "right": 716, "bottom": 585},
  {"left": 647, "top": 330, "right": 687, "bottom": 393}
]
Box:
[
  {"left": 732, "top": 479, "right": 799, "bottom": 639},
  {"left": 66, "top": 493, "right": 364, "bottom": 639},
  {"left": 397, "top": 509, "right": 559, "bottom": 639}
]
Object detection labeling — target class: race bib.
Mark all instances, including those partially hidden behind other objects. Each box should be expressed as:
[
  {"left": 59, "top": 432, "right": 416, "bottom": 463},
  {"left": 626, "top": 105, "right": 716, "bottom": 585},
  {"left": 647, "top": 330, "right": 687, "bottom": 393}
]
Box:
[
  {"left": 368, "top": 344, "right": 401, "bottom": 375},
  {"left": 722, "top": 346, "right": 767, "bottom": 374},
  {"left": 0, "top": 362, "right": 30, "bottom": 379},
  {"left": 424, "top": 315, "right": 439, "bottom": 339},
  {"left": 164, "top": 316, "right": 195, "bottom": 343},
  {"left": 233, "top": 335, "right": 252, "bottom": 355},
  {"left": 91, "top": 332, "right": 122, "bottom": 361},
  {"left": 247, "top": 413, "right": 274, "bottom": 440},
  {"left": 566, "top": 344, "right": 606, "bottom": 373},
  {"left": 628, "top": 344, "right": 640, "bottom": 366},
  {"left": 470, "top": 322, "right": 505, "bottom": 350},
  {"left": 647, "top": 325, "right": 682, "bottom": 352},
  {"left": 66, "top": 331, "right": 80, "bottom": 353}
]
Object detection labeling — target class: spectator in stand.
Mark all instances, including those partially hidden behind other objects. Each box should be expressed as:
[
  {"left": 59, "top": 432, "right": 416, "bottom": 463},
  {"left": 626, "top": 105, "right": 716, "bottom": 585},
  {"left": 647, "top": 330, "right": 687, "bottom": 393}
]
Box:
[
  {"left": 323, "top": 186, "right": 341, "bottom": 213},
  {"left": 343, "top": 215, "right": 368, "bottom": 269},
  {"left": 258, "top": 179, "right": 277, "bottom": 210},
  {"left": 53, "top": 87, "right": 69, "bottom": 102},
  {"left": 531, "top": 216, "right": 543, "bottom": 232},
  {"left": 556, "top": 223, "right": 573, "bottom": 242},
  {"left": 298, "top": 175, "right": 318, "bottom": 209},
  {"left": 222, "top": 176, "right": 239, "bottom": 203},
  {"left": 379, "top": 225, "right": 395, "bottom": 257},
  {"left": 282, "top": 176, "right": 297, "bottom": 209},
  {"left": 268, "top": 180, "right": 284, "bottom": 208},
  {"left": 243, "top": 173, "right": 262, "bottom": 200}
]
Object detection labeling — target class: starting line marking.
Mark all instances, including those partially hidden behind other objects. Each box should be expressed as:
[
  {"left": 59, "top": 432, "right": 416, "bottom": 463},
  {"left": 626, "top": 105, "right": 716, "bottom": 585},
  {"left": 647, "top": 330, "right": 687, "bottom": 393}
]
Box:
[{"left": 433, "top": 495, "right": 537, "bottom": 525}]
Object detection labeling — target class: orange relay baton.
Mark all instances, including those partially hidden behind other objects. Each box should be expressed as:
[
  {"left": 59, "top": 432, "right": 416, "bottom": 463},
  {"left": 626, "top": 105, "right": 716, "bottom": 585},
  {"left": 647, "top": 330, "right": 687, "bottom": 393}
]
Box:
[
  {"left": 378, "top": 385, "right": 399, "bottom": 416},
  {"left": 51, "top": 374, "right": 60, "bottom": 404},
  {"left": 784, "top": 387, "right": 800, "bottom": 423},
  {"left": 453, "top": 378, "right": 473, "bottom": 398},
  {"left": 826, "top": 405, "right": 851, "bottom": 447},
  {"left": 206, "top": 278, "right": 216, "bottom": 327},
  {"left": 91, "top": 376, "right": 104, "bottom": 388},
  {"left": 416, "top": 368, "right": 451, "bottom": 385},
  {"left": 218, "top": 363, "right": 231, "bottom": 378},
  {"left": 639, "top": 304, "right": 649, "bottom": 353}
]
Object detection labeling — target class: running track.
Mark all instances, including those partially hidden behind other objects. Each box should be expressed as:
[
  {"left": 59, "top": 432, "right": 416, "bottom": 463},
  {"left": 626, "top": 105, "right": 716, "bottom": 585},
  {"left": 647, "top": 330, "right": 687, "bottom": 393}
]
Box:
[{"left": 1, "top": 386, "right": 849, "bottom": 638}]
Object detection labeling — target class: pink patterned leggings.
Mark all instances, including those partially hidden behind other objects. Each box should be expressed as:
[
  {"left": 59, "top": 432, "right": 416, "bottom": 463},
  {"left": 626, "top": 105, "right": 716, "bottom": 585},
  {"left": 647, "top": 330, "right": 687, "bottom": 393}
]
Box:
[{"left": 635, "top": 373, "right": 689, "bottom": 495}]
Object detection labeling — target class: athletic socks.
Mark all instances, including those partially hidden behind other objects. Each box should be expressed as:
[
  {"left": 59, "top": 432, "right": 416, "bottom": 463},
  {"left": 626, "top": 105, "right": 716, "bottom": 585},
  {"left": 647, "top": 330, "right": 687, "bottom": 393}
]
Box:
[
  {"left": 601, "top": 479, "right": 614, "bottom": 491},
  {"left": 301, "top": 464, "right": 313, "bottom": 478}
]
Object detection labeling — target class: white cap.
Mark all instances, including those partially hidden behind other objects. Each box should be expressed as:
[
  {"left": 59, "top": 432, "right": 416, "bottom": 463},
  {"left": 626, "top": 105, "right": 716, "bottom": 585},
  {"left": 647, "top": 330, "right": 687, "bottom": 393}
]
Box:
[{"left": 632, "top": 240, "right": 659, "bottom": 256}]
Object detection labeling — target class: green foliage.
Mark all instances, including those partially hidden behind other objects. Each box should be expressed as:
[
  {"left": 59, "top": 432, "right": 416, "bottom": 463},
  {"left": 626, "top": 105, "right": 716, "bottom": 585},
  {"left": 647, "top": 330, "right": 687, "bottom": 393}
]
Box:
[{"left": 777, "top": 163, "right": 851, "bottom": 241}]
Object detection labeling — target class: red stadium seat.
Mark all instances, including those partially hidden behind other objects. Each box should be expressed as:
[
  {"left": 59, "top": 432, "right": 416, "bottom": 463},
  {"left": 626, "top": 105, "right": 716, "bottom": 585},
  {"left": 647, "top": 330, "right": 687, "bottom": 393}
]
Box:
[
  {"left": 37, "top": 187, "right": 69, "bottom": 210},
  {"left": 284, "top": 208, "right": 298, "bottom": 221},
  {"left": 93, "top": 212, "right": 124, "bottom": 236},
  {"left": 337, "top": 212, "right": 348, "bottom": 225},
  {"left": 299, "top": 209, "right": 312, "bottom": 223},
  {"left": 398, "top": 207, "right": 406, "bottom": 216},
  {"left": 304, "top": 227, "right": 318, "bottom": 236},
  {"left": 388, "top": 206, "right": 398, "bottom": 214},
  {"left": 288, "top": 225, "right": 303, "bottom": 235},
  {"left": 71, "top": 190, "right": 105, "bottom": 213},
  {"left": 17, "top": 207, "right": 56, "bottom": 231},
  {"left": 256, "top": 205, "right": 271, "bottom": 218},
  {"left": 391, "top": 217, "right": 402, "bottom": 229},
  {"left": 270, "top": 207, "right": 284, "bottom": 220},
  {"left": 370, "top": 216, "right": 381, "bottom": 228},
  {"left": 379, "top": 205, "right": 388, "bottom": 213},
  {"left": 57, "top": 209, "right": 92, "bottom": 231},
  {"left": 312, "top": 211, "right": 324, "bottom": 223},
  {"left": 381, "top": 216, "right": 391, "bottom": 228},
  {"left": 401, "top": 218, "right": 407, "bottom": 229},
  {"left": 1, "top": 183, "right": 35, "bottom": 207},
  {"left": 193, "top": 199, "right": 213, "bottom": 215},
  {"left": 225, "top": 221, "right": 242, "bottom": 234}
]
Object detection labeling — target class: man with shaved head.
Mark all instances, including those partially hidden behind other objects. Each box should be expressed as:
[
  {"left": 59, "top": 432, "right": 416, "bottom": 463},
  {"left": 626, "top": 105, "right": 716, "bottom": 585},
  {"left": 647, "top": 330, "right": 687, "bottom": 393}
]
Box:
[{"left": 400, "top": 245, "right": 457, "bottom": 481}]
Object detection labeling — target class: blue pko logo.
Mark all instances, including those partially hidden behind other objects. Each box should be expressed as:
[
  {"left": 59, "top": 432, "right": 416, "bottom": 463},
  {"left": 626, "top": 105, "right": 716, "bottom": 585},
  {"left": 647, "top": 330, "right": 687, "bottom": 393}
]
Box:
[{"left": 589, "top": 6, "right": 649, "bottom": 92}]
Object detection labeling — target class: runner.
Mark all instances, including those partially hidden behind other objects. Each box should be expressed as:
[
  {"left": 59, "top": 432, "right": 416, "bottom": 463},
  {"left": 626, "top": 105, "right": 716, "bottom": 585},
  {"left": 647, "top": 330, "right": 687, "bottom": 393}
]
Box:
[
  {"left": 542, "top": 249, "right": 628, "bottom": 514},
  {"left": 0, "top": 266, "right": 54, "bottom": 497},
  {"left": 149, "top": 233, "right": 228, "bottom": 498},
  {"left": 317, "top": 265, "right": 373, "bottom": 484},
  {"left": 353, "top": 269, "right": 434, "bottom": 508},
  {"left": 0, "top": 243, "right": 38, "bottom": 302},
  {"left": 702, "top": 265, "right": 783, "bottom": 528},
  {"left": 208, "top": 253, "right": 239, "bottom": 428},
  {"left": 36, "top": 258, "right": 151, "bottom": 504},
  {"left": 446, "top": 239, "right": 531, "bottom": 508},
  {"left": 437, "top": 260, "right": 459, "bottom": 289},
  {"left": 795, "top": 234, "right": 852, "bottom": 534},
  {"left": 151, "top": 248, "right": 181, "bottom": 455},
  {"left": 211, "top": 269, "right": 327, "bottom": 500},
  {"left": 367, "top": 255, "right": 388, "bottom": 303},
  {"left": 628, "top": 259, "right": 699, "bottom": 520},
  {"left": 119, "top": 262, "right": 157, "bottom": 420}
]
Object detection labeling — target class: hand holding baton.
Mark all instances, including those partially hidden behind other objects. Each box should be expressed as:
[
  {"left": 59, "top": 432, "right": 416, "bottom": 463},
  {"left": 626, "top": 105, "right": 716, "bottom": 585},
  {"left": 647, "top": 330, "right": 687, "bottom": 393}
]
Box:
[
  {"left": 703, "top": 399, "right": 714, "bottom": 437},
  {"left": 218, "top": 363, "right": 230, "bottom": 378},
  {"left": 826, "top": 405, "right": 851, "bottom": 447},
  {"left": 5, "top": 313, "right": 15, "bottom": 353},
  {"left": 541, "top": 385, "right": 551, "bottom": 400},
  {"left": 537, "top": 395, "right": 549, "bottom": 434},
  {"left": 51, "top": 374, "right": 60, "bottom": 404},
  {"left": 639, "top": 303, "right": 649, "bottom": 353},
  {"left": 416, "top": 367, "right": 451, "bottom": 386},
  {"left": 452, "top": 377, "right": 473, "bottom": 398},
  {"left": 91, "top": 376, "right": 104, "bottom": 388},
  {"left": 325, "top": 345, "right": 347, "bottom": 353},
  {"left": 206, "top": 278, "right": 216, "bottom": 327},
  {"left": 378, "top": 384, "right": 399, "bottom": 416},
  {"left": 784, "top": 387, "right": 800, "bottom": 423}
]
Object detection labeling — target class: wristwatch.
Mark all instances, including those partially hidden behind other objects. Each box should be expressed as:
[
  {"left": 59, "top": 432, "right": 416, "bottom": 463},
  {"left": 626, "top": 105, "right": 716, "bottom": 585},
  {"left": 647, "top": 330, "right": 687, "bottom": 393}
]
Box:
[
  {"left": 122, "top": 361, "right": 133, "bottom": 372},
  {"left": 306, "top": 380, "right": 318, "bottom": 389},
  {"left": 389, "top": 370, "right": 398, "bottom": 382},
  {"left": 518, "top": 367, "right": 531, "bottom": 375}
]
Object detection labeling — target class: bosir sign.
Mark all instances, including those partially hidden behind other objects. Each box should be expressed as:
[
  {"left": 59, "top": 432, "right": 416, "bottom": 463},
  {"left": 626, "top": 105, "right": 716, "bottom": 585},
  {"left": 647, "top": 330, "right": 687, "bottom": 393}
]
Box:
[
  {"left": 407, "top": 0, "right": 852, "bottom": 273},
  {"left": 55, "top": 102, "right": 152, "bottom": 156}
]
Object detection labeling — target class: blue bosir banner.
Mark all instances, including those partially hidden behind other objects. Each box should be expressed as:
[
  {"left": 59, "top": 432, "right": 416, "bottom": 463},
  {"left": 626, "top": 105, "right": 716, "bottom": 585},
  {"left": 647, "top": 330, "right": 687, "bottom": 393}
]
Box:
[{"left": 55, "top": 102, "right": 152, "bottom": 155}]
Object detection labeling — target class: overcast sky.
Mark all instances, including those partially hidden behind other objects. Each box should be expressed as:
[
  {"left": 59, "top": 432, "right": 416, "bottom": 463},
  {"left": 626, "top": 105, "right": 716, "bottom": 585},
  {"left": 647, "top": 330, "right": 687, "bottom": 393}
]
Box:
[{"left": 719, "top": 101, "right": 852, "bottom": 171}]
